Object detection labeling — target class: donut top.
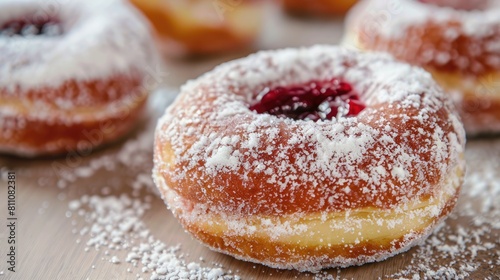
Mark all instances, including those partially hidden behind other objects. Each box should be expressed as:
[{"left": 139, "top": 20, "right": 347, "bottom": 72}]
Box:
[
  {"left": 0, "top": 0, "right": 157, "bottom": 93},
  {"left": 348, "top": 0, "right": 500, "bottom": 74},
  {"left": 156, "top": 46, "right": 466, "bottom": 216}
]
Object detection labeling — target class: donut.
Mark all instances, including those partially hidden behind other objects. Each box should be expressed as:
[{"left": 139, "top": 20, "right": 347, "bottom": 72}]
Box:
[
  {"left": 343, "top": 0, "right": 500, "bottom": 135},
  {"left": 0, "top": 0, "right": 158, "bottom": 157},
  {"left": 130, "top": 0, "right": 264, "bottom": 55},
  {"left": 153, "top": 46, "right": 466, "bottom": 271},
  {"left": 282, "top": 0, "right": 358, "bottom": 16}
]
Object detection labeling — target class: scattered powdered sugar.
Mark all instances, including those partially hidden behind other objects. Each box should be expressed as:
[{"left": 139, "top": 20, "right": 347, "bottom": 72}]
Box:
[
  {"left": 51, "top": 88, "right": 175, "bottom": 193},
  {"left": 68, "top": 194, "right": 239, "bottom": 280},
  {"left": 53, "top": 89, "right": 238, "bottom": 279},
  {"left": 50, "top": 125, "right": 156, "bottom": 193},
  {"left": 2, "top": 80, "right": 497, "bottom": 279}
]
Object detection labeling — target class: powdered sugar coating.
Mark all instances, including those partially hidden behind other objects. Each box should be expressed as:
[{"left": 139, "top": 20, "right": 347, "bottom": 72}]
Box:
[
  {"left": 153, "top": 46, "right": 466, "bottom": 271},
  {"left": 344, "top": 0, "right": 500, "bottom": 135},
  {"left": 344, "top": 0, "right": 500, "bottom": 74},
  {"left": 68, "top": 194, "right": 239, "bottom": 280},
  {"left": 0, "top": 0, "right": 157, "bottom": 90},
  {"left": 0, "top": 0, "right": 159, "bottom": 156},
  {"left": 349, "top": 0, "right": 500, "bottom": 38},
  {"left": 155, "top": 45, "right": 465, "bottom": 215}
]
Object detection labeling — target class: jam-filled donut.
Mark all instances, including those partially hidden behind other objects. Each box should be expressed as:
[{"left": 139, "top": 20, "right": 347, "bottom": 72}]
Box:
[
  {"left": 130, "top": 0, "right": 264, "bottom": 55},
  {"left": 0, "top": 0, "right": 158, "bottom": 156},
  {"left": 153, "top": 46, "right": 466, "bottom": 271},
  {"left": 282, "top": 0, "right": 358, "bottom": 16},
  {"left": 344, "top": 0, "right": 500, "bottom": 135}
]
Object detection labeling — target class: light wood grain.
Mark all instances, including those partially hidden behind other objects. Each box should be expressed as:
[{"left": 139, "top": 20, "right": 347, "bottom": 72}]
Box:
[{"left": 1, "top": 3, "right": 499, "bottom": 280}]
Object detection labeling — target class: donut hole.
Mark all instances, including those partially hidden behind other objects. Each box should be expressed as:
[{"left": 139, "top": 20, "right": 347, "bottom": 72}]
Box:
[
  {"left": 417, "top": 0, "right": 490, "bottom": 11},
  {"left": 0, "top": 16, "right": 63, "bottom": 37},
  {"left": 249, "top": 78, "right": 365, "bottom": 121}
]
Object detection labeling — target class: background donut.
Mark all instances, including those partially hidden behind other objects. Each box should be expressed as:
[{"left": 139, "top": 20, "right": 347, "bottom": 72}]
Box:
[
  {"left": 343, "top": 0, "right": 500, "bottom": 135},
  {"left": 0, "top": 0, "right": 158, "bottom": 156},
  {"left": 281, "top": 0, "right": 358, "bottom": 16}
]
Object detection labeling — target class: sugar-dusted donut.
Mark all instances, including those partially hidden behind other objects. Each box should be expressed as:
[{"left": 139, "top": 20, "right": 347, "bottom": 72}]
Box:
[
  {"left": 282, "top": 0, "right": 358, "bottom": 16},
  {"left": 344, "top": 0, "right": 500, "bottom": 135},
  {"left": 153, "top": 46, "right": 466, "bottom": 271},
  {"left": 130, "top": 0, "right": 264, "bottom": 55},
  {"left": 0, "top": 0, "right": 158, "bottom": 156}
]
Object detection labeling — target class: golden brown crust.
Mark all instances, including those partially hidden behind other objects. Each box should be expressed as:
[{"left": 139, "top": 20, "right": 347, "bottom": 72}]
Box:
[
  {"left": 356, "top": 21, "right": 500, "bottom": 76},
  {"left": 282, "top": 0, "right": 358, "bottom": 16},
  {"left": 427, "top": 70, "right": 500, "bottom": 134},
  {"left": 461, "top": 95, "right": 500, "bottom": 132},
  {"left": 0, "top": 74, "right": 142, "bottom": 106},
  {"left": 0, "top": 74, "right": 148, "bottom": 156},
  {"left": 0, "top": 101, "right": 146, "bottom": 156},
  {"left": 130, "top": 0, "right": 263, "bottom": 55}
]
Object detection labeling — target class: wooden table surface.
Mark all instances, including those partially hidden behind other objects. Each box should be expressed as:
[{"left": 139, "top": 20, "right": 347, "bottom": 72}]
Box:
[{"left": 0, "top": 3, "right": 499, "bottom": 280}]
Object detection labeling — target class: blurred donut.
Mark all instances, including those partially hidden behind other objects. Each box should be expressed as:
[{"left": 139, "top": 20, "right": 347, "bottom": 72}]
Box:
[
  {"left": 344, "top": 0, "right": 500, "bottom": 135},
  {"left": 130, "top": 0, "right": 264, "bottom": 55},
  {"left": 0, "top": 0, "right": 158, "bottom": 156},
  {"left": 282, "top": 0, "right": 358, "bottom": 16}
]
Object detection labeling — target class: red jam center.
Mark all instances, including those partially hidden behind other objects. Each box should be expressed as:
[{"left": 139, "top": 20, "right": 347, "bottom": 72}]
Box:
[
  {"left": 417, "top": 0, "right": 488, "bottom": 11},
  {"left": 0, "top": 18, "right": 62, "bottom": 37},
  {"left": 250, "top": 78, "right": 365, "bottom": 121}
]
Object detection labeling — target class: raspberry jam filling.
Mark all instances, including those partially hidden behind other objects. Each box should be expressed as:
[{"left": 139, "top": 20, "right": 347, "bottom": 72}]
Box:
[
  {"left": 0, "top": 18, "right": 62, "bottom": 37},
  {"left": 250, "top": 78, "right": 365, "bottom": 121}
]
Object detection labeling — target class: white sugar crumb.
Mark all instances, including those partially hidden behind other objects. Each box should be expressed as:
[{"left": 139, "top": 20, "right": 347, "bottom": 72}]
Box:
[
  {"left": 68, "top": 200, "right": 81, "bottom": 211},
  {"left": 206, "top": 145, "right": 240, "bottom": 171},
  {"left": 390, "top": 166, "right": 407, "bottom": 180}
]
